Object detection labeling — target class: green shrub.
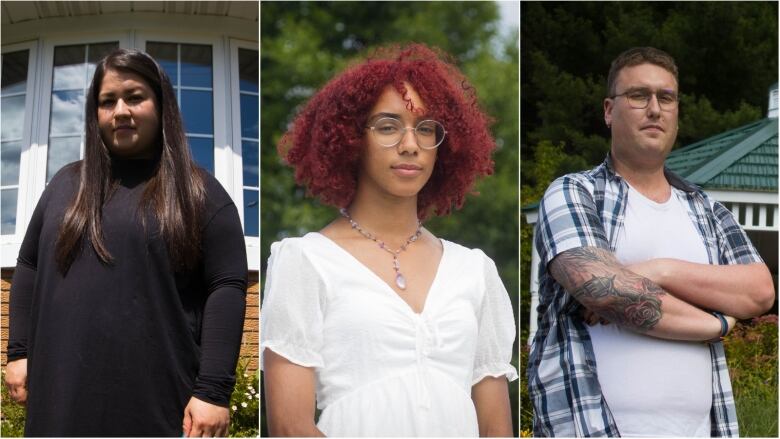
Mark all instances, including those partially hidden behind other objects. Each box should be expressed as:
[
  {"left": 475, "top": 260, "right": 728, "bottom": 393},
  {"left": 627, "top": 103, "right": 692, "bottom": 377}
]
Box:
[
  {"left": 0, "top": 362, "right": 259, "bottom": 437},
  {"left": 229, "top": 361, "right": 260, "bottom": 437},
  {"left": 724, "top": 315, "right": 778, "bottom": 437},
  {"left": 0, "top": 367, "right": 26, "bottom": 437}
]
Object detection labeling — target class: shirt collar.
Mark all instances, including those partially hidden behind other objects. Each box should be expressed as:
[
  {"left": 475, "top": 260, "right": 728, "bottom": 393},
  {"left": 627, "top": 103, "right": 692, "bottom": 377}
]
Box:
[{"left": 602, "top": 152, "right": 700, "bottom": 193}]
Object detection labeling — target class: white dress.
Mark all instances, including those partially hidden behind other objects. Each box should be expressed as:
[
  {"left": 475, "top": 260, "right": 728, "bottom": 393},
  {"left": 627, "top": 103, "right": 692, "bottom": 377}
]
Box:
[{"left": 260, "top": 232, "right": 518, "bottom": 437}]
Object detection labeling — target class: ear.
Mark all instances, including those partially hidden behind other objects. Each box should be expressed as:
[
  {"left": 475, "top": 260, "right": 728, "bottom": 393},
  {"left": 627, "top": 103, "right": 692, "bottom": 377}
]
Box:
[{"left": 603, "top": 97, "right": 614, "bottom": 128}]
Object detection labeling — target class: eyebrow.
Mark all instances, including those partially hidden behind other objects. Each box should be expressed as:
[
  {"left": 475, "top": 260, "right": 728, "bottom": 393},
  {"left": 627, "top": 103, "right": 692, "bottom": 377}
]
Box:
[
  {"left": 98, "top": 88, "right": 145, "bottom": 99},
  {"left": 623, "top": 86, "right": 677, "bottom": 94},
  {"left": 368, "top": 112, "right": 428, "bottom": 122}
]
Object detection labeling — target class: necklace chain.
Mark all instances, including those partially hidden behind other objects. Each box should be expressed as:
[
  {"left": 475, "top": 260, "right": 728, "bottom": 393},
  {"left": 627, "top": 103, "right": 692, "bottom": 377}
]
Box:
[{"left": 339, "top": 208, "right": 421, "bottom": 290}]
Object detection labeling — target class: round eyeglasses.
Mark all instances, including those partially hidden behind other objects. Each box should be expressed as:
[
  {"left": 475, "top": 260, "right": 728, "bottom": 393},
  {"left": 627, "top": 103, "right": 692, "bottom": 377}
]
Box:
[{"left": 367, "top": 117, "right": 447, "bottom": 150}]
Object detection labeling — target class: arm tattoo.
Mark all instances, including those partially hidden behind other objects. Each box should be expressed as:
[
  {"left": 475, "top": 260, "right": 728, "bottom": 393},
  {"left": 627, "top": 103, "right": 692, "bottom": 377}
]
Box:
[{"left": 550, "top": 247, "right": 665, "bottom": 332}]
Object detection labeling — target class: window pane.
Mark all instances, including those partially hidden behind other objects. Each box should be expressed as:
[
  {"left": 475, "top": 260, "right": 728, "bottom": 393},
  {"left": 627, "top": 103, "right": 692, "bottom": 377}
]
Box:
[
  {"left": 1, "top": 188, "right": 18, "bottom": 234},
  {"left": 240, "top": 94, "right": 258, "bottom": 139},
  {"left": 146, "top": 42, "right": 178, "bottom": 85},
  {"left": 181, "top": 90, "right": 213, "bottom": 134},
  {"left": 180, "top": 44, "right": 212, "bottom": 88},
  {"left": 1, "top": 141, "right": 22, "bottom": 186},
  {"left": 1, "top": 50, "right": 29, "bottom": 94},
  {"left": 243, "top": 189, "right": 258, "bottom": 237},
  {"left": 47, "top": 136, "right": 81, "bottom": 182},
  {"left": 1, "top": 95, "right": 26, "bottom": 140},
  {"left": 188, "top": 136, "right": 214, "bottom": 174},
  {"left": 242, "top": 140, "right": 258, "bottom": 187},
  {"left": 86, "top": 42, "right": 119, "bottom": 83},
  {"left": 53, "top": 45, "right": 86, "bottom": 91},
  {"left": 50, "top": 90, "right": 85, "bottom": 136},
  {"left": 238, "top": 48, "right": 258, "bottom": 93}
]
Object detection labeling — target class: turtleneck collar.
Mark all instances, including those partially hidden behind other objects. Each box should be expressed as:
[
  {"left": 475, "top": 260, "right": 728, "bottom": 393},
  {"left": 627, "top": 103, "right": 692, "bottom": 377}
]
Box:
[{"left": 110, "top": 155, "right": 159, "bottom": 187}]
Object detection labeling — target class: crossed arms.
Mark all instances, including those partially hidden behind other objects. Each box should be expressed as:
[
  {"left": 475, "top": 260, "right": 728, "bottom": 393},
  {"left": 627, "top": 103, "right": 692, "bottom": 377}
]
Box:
[{"left": 549, "top": 246, "right": 774, "bottom": 340}]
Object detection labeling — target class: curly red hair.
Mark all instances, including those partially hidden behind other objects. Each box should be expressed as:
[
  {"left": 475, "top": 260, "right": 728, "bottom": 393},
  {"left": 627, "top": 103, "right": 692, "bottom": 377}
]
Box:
[{"left": 280, "top": 43, "right": 495, "bottom": 218}]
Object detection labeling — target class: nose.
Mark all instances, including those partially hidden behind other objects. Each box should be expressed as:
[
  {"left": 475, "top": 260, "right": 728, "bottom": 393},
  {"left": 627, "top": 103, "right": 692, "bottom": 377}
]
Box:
[
  {"left": 114, "top": 98, "right": 131, "bottom": 118},
  {"left": 396, "top": 127, "right": 419, "bottom": 154},
  {"left": 646, "top": 94, "right": 661, "bottom": 118}
]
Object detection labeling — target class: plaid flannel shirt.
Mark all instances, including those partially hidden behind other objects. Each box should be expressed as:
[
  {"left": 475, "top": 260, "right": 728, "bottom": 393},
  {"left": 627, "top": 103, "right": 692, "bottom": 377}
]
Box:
[{"left": 527, "top": 154, "right": 763, "bottom": 437}]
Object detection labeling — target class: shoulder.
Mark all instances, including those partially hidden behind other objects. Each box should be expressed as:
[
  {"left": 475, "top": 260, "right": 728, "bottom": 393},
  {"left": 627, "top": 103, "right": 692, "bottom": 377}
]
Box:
[
  {"left": 268, "top": 234, "right": 324, "bottom": 269},
  {"left": 49, "top": 161, "right": 81, "bottom": 188},
  {"left": 39, "top": 161, "right": 81, "bottom": 206},
  {"left": 441, "top": 239, "right": 497, "bottom": 271},
  {"left": 543, "top": 170, "right": 597, "bottom": 201},
  {"left": 199, "top": 168, "right": 234, "bottom": 211}
]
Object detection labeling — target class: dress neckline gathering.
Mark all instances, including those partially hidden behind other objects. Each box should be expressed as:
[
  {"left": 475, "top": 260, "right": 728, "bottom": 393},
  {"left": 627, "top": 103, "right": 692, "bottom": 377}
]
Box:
[{"left": 306, "top": 232, "right": 448, "bottom": 317}]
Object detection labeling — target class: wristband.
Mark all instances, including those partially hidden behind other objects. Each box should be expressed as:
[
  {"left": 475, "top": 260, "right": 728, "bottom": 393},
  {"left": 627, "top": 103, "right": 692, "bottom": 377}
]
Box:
[{"left": 711, "top": 311, "right": 729, "bottom": 338}]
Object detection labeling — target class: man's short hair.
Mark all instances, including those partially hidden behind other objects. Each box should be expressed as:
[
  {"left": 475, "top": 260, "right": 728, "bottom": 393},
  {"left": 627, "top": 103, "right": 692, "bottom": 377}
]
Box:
[{"left": 607, "top": 47, "right": 679, "bottom": 96}]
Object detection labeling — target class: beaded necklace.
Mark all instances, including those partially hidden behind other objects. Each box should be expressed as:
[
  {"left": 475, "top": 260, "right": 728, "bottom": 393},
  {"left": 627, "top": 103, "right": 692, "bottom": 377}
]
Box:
[{"left": 340, "top": 208, "right": 422, "bottom": 290}]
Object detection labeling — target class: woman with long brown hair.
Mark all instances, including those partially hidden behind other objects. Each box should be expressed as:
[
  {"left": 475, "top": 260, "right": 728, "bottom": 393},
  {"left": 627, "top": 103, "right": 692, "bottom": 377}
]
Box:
[{"left": 5, "top": 49, "right": 247, "bottom": 436}]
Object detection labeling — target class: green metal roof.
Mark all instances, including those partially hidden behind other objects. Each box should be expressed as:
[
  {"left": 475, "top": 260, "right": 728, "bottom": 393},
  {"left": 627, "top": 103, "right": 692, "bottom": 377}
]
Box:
[{"left": 666, "top": 117, "right": 778, "bottom": 191}]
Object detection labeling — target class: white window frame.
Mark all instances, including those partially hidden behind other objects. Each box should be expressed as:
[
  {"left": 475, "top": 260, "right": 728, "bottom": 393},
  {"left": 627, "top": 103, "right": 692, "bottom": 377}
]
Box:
[
  {"left": 228, "top": 38, "right": 259, "bottom": 270},
  {"left": 1, "top": 41, "right": 40, "bottom": 266}
]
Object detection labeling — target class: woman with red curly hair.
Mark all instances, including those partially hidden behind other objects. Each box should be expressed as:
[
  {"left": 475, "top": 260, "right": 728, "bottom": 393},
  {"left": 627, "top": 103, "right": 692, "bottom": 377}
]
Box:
[{"left": 261, "top": 43, "right": 517, "bottom": 436}]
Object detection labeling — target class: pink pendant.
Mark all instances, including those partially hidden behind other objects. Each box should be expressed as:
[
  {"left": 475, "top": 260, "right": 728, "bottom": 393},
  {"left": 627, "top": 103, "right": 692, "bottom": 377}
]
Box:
[{"left": 395, "top": 273, "right": 407, "bottom": 290}]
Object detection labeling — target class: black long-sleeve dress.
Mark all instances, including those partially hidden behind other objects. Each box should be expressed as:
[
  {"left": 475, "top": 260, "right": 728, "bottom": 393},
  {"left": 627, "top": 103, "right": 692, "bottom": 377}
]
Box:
[{"left": 7, "top": 158, "right": 247, "bottom": 436}]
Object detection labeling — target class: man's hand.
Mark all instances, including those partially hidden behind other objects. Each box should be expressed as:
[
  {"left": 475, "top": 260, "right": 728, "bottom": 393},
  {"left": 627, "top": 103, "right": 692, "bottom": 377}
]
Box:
[
  {"left": 581, "top": 308, "right": 610, "bottom": 326},
  {"left": 182, "top": 396, "right": 230, "bottom": 437},
  {"left": 5, "top": 358, "right": 27, "bottom": 406}
]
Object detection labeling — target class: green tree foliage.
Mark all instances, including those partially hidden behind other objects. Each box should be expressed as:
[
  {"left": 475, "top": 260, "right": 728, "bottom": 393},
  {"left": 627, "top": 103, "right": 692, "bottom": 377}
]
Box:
[{"left": 261, "top": 1, "right": 519, "bottom": 435}]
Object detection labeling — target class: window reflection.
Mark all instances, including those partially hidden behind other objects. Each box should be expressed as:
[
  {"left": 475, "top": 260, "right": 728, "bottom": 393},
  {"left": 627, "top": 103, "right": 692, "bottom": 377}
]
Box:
[
  {"left": 181, "top": 90, "right": 213, "bottom": 135},
  {"left": 243, "top": 189, "right": 258, "bottom": 237},
  {"left": 1, "top": 141, "right": 22, "bottom": 186},
  {"left": 47, "top": 137, "right": 81, "bottom": 182},
  {"left": 47, "top": 42, "right": 119, "bottom": 183},
  {"left": 1, "top": 49, "right": 29, "bottom": 235},
  {"left": 188, "top": 137, "right": 214, "bottom": 174},
  {"left": 147, "top": 42, "right": 215, "bottom": 173},
  {"left": 180, "top": 44, "right": 212, "bottom": 88},
  {"left": 1, "top": 96, "right": 26, "bottom": 140},
  {"left": 1, "top": 189, "right": 18, "bottom": 234},
  {"left": 242, "top": 140, "right": 258, "bottom": 187},
  {"left": 50, "top": 91, "right": 85, "bottom": 136},
  {"left": 2, "top": 50, "right": 29, "bottom": 94},
  {"left": 237, "top": 48, "right": 258, "bottom": 237}
]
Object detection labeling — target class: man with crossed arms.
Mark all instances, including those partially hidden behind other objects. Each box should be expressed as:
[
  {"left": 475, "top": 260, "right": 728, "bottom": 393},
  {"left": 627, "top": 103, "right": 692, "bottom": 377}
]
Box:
[{"left": 527, "top": 47, "right": 774, "bottom": 437}]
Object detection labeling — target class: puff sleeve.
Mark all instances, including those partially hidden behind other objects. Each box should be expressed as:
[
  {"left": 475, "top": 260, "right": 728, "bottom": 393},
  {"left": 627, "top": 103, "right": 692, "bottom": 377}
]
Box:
[
  {"left": 261, "top": 239, "right": 326, "bottom": 369},
  {"left": 471, "top": 253, "right": 518, "bottom": 385}
]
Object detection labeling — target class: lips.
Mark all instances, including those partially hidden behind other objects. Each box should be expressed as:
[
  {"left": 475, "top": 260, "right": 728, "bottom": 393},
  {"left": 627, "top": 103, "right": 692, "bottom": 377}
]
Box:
[
  {"left": 641, "top": 124, "right": 664, "bottom": 132},
  {"left": 391, "top": 163, "right": 423, "bottom": 177},
  {"left": 392, "top": 163, "right": 423, "bottom": 171}
]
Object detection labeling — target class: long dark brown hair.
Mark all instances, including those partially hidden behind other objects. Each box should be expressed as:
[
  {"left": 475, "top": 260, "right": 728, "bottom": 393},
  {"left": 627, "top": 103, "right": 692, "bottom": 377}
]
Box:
[{"left": 56, "top": 49, "right": 206, "bottom": 273}]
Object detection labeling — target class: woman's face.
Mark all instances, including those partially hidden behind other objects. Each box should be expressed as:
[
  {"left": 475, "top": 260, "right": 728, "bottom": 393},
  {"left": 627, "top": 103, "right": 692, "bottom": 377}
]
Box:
[
  {"left": 97, "top": 68, "right": 160, "bottom": 159},
  {"left": 358, "top": 83, "right": 438, "bottom": 201}
]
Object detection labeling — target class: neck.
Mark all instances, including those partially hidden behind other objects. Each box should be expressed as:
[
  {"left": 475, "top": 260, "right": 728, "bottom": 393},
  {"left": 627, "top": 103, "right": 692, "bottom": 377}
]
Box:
[
  {"left": 346, "top": 189, "right": 421, "bottom": 242},
  {"left": 610, "top": 151, "right": 670, "bottom": 201}
]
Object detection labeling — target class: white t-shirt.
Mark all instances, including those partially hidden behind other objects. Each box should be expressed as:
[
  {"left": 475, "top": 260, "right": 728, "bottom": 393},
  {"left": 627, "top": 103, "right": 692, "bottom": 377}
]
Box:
[
  {"left": 587, "top": 185, "right": 713, "bottom": 437},
  {"left": 260, "top": 233, "right": 518, "bottom": 437}
]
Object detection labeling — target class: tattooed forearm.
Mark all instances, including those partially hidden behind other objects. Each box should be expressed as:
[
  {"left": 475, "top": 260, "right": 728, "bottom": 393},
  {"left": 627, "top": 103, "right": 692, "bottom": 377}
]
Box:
[
  {"left": 573, "top": 274, "right": 663, "bottom": 331},
  {"left": 550, "top": 247, "right": 666, "bottom": 332}
]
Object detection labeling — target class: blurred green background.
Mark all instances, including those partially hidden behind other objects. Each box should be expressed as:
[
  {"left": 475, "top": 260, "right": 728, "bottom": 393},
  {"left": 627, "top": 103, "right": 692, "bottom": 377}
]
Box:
[
  {"left": 261, "top": 1, "right": 519, "bottom": 436},
  {"left": 520, "top": 2, "right": 778, "bottom": 436}
]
